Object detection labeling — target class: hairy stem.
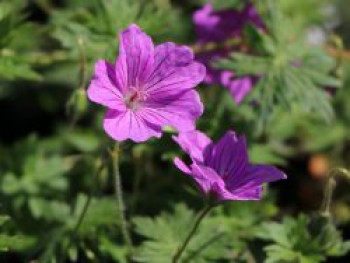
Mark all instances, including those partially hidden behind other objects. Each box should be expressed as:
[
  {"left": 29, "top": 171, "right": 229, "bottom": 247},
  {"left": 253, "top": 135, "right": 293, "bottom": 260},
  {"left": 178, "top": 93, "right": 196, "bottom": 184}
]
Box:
[
  {"left": 172, "top": 205, "right": 213, "bottom": 263},
  {"left": 321, "top": 167, "right": 350, "bottom": 216},
  {"left": 77, "top": 37, "right": 87, "bottom": 91},
  {"left": 67, "top": 37, "right": 87, "bottom": 130},
  {"left": 111, "top": 143, "right": 133, "bottom": 252},
  {"left": 321, "top": 176, "right": 336, "bottom": 216}
]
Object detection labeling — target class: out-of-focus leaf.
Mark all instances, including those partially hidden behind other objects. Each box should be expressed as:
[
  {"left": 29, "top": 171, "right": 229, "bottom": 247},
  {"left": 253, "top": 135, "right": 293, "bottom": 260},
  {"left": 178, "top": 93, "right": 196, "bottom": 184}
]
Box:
[
  {"left": 257, "top": 215, "right": 350, "bottom": 263},
  {"left": 64, "top": 130, "right": 101, "bottom": 153},
  {"left": 77, "top": 197, "right": 119, "bottom": 235},
  {"left": 133, "top": 203, "right": 227, "bottom": 263},
  {"left": 216, "top": 6, "right": 340, "bottom": 127},
  {"left": 0, "top": 234, "right": 36, "bottom": 252},
  {"left": 99, "top": 236, "right": 127, "bottom": 263},
  {"left": 249, "top": 144, "right": 287, "bottom": 165},
  {"left": 0, "top": 57, "right": 41, "bottom": 81},
  {"left": 0, "top": 216, "right": 10, "bottom": 226},
  {"left": 28, "top": 198, "right": 70, "bottom": 222}
]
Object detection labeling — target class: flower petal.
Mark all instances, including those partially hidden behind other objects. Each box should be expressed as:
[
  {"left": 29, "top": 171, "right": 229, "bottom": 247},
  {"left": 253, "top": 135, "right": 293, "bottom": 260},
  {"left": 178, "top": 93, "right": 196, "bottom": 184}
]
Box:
[
  {"left": 233, "top": 164, "right": 287, "bottom": 192},
  {"left": 193, "top": 4, "right": 221, "bottom": 43},
  {"left": 116, "top": 24, "right": 155, "bottom": 91},
  {"left": 235, "top": 186, "right": 263, "bottom": 200},
  {"left": 213, "top": 184, "right": 263, "bottom": 201},
  {"left": 87, "top": 60, "right": 125, "bottom": 110},
  {"left": 142, "top": 89, "right": 203, "bottom": 132},
  {"left": 173, "top": 157, "right": 192, "bottom": 175},
  {"left": 190, "top": 163, "right": 222, "bottom": 195},
  {"left": 144, "top": 42, "right": 206, "bottom": 95},
  {"left": 227, "top": 77, "right": 253, "bottom": 104},
  {"left": 242, "top": 3, "right": 266, "bottom": 31},
  {"left": 220, "top": 72, "right": 253, "bottom": 104},
  {"left": 103, "top": 109, "right": 161, "bottom": 142},
  {"left": 193, "top": 3, "right": 247, "bottom": 43},
  {"left": 172, "top": 130, "right": 212, "bottom": 162},
  {"left": 205, "top": 131, "right": 248, "bottom": 183}
]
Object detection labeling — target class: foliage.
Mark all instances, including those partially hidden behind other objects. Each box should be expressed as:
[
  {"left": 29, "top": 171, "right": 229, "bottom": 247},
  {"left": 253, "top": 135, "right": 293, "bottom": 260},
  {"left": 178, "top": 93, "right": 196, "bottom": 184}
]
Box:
[
  {"left": 216, "top": 5, "right": 340, "bottom": 129},
  {"left": 0, "top": 0, "right": 42, "bottom": 81},
  {"left": 0, "top": 216, "right": 36, "bottom": 252},
  {"left": 257, "top": 214, "right": 350, "bottom": 263},
  {"left": 133, "top": 200, "right": 279, "bottom": 262},
  {"left": 50, "top": 0, "right": 187, "bottom": 63},
  {"left": 133, "top": 203, "right": 227, "bottom": 263}
]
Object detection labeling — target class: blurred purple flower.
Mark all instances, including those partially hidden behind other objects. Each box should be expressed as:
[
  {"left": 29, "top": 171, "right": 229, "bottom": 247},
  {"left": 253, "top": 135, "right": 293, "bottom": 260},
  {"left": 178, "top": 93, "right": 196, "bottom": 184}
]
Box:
[
  {"left": 193, "top": 3, "right": 265, "bottom": 104},
  {"left": 173, "top": 130, "right": 286, "bottom": 202},
  {"left": 87, "top": 24, "right": 206, "bottom": 142}
]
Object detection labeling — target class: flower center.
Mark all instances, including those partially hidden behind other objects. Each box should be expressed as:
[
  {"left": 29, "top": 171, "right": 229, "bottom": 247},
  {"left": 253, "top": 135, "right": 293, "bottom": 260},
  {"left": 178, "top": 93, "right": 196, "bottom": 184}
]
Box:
[{"left": 124, "top": 87, "right": 147, "bottom": 111}]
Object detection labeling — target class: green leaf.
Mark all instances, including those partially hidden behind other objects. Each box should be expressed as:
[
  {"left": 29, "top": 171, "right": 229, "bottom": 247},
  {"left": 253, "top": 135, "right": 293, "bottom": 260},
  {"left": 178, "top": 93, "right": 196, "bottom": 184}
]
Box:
[
  {"left": 0, "top": 57, "right": 41, "bottom": 81},
  {"left": 0, "top": 216, "right": 10, "bottom": 226},
  {"left": 64, "top": 129, "right": 100, "bottom": 153},
  {"left": 257, "top": 222, "right": 291, "bottom": 248},
  {"left": 264, "top": 244, "right": 299, "bottom": 263},
  {"left": 0, "top": 0, "right": 42, "bottom": 81},
  {"left": 133, "top": 204, "right": 228, "bottom": 263},
  {"left": 215, "top": 6, "right": 339, "bottom": 126},
  {"left": 0, "top": 234, "right": 36, "bottom": 252},
  {"left": 249, "top": 144, "right": 287, "bottom": 165},
  {"left": 77, "top": 197, "right": 119, "bottom": 235},
  {"left": 216, "top": 53, "right": 271, "bottom": 76},
  {"left": 99, "top": 236, "right": 128, "bottom": 263},
  {"left": 50, "top": 0, "right": 188, "bottom": 63},
  {"left": 257, "top": 214, "right": 350, "bottom": 263},
  {"left": 28, "top": 197, "right": 70, "bottom": 222}
]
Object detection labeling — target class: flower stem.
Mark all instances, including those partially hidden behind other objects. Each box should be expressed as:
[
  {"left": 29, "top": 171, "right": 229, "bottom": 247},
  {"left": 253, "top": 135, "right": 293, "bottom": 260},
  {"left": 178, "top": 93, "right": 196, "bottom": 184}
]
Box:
[
  {"left": 111, "top": 143, "right": 133, "bottom": 252},
  {"left": 321, "top": 176, "right": 336, "bottom": 217},
  {"left": 320, "top": 168, "right": 350, "bottom": 216},
  {"left": 172, "top": 205, "right": 213, "bottom": 263},
  {"left": 67, "top": 37, "right": 87, "bottom": 130}
]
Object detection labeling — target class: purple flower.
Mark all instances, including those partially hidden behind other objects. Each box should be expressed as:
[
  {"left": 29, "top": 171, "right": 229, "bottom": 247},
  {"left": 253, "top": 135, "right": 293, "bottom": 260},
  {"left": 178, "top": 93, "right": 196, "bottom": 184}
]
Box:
[
  {"left": 173, "top": 130, "right": 286, "bottom": 201},
  {"left": 87, "top": 24, "right": 206, "bottom": 142},
  {"left": 193, "top": 3, "right": 265, "bottom": 104}
]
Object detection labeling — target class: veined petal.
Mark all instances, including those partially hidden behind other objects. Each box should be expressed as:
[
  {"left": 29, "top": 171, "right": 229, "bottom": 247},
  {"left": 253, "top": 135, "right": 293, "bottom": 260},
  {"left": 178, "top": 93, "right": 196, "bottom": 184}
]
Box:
[
  {"left": 142, "top": 89, "right": 203, "bottom": 132},
  {"left": 214, "top": 185, "right": 263, "bottom": 201},
  {"left": 116, "top": 24, "right": 155, "bottom": 91},
  {"left": 236, "top": 186, "right": 263, "bottom": 200},
  {"left": 144, "top": 42, "right": 206, "bottom": 95},
  {"left": 190, "top": 163, "right": 222, "bottom": 195},
  {"left": 172, "top": 130, "right": 212, "bottom": 162},
  {"left": 233, "top": 164, "right": 287, "bottom": 192},
  {"left": 205, "top": 131, "right": 248, "bottom": 183},
  {"left": 103, "top": 109, "right": 162, "bottom": 142},
  {"left": 87, "top": 60, "right": 125, "bottom": 110}
]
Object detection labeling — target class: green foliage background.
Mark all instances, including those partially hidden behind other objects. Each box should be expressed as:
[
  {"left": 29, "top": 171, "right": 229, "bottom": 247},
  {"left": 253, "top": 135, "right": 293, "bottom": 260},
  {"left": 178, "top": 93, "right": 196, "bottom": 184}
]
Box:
[{"left": 0, "top": 0, "right": 349, "bottom": 262}]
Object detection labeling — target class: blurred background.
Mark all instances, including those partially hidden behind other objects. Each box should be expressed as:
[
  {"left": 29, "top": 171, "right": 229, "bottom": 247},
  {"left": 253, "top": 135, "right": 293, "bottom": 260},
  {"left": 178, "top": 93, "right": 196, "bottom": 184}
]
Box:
[{"left": 0, "top": 0, "right": 349, "bottom": 262}]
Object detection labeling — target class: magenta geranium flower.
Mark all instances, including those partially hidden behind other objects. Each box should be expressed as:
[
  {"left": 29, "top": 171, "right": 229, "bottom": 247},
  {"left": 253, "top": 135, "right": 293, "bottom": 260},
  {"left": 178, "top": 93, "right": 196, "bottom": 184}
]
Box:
[
  {"left": 193, "top": 3, "right": 265, "bottom": 104},
  {"left": 173, "top": 130, "right": 286, "bottom": 201},
  {"left": 87, "top": 24, "right": 206, "bottom": 142}
]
